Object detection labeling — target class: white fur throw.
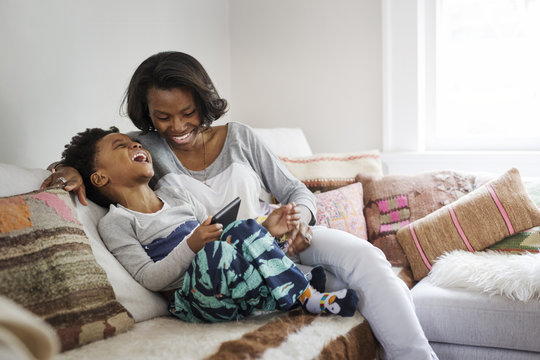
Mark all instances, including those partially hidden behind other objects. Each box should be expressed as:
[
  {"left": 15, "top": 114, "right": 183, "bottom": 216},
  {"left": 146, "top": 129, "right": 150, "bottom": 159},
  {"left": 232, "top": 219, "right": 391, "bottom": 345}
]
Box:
[
  {"left": 55, "top": 309, "right": 376, "bottom": 360},
  {"left": 428, "top": 250, "right": 540, "bottom": 302}
]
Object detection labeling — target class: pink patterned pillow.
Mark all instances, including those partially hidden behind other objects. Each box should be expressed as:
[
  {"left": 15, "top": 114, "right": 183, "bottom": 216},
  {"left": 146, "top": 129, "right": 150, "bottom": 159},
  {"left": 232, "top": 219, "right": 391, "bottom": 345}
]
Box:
[{"left": 315, "top": 182, "right": 367, "bottom": 240}]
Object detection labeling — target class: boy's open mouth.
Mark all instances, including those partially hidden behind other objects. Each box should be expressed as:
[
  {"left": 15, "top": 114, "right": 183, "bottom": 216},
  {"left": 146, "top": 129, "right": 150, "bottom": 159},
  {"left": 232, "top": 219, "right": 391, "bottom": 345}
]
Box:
[{"left": 132, "top": 151, "right": 149, "bottom": 163}]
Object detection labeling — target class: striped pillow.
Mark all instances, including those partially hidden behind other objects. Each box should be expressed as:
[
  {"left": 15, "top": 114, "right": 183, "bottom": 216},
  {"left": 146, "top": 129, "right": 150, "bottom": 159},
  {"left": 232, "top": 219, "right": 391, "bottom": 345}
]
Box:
[
  {"left": 487, "top": 179, "right": 540, "bottom": 254},
  {"left": 396, "top": 168, "right": 540, "bottom": 281},
  {"left": 279, "top": 151, "right": 382, "bottom": 193},
  {"left": 0, "top": 188, "right": 134, "bottom": 351}
]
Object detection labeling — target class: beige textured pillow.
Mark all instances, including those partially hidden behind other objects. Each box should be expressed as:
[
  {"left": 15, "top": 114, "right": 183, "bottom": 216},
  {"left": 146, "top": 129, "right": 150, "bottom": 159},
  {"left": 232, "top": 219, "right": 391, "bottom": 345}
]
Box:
[
  {"left": 0, "top": 188, "right": 134, "bottom": 351},
  {"left": 280, "top": 151, "right": 382, "bottom": 193},
  {"left": 396, "top": 168, "right": 540, "bottom": 281}
]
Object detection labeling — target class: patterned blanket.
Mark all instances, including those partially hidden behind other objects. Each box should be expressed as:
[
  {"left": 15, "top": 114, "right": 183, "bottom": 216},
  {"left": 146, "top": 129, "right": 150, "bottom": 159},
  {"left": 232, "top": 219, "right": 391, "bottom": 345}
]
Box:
[{"left": 56, "top": 309, "right": 377, "bottom": 360}]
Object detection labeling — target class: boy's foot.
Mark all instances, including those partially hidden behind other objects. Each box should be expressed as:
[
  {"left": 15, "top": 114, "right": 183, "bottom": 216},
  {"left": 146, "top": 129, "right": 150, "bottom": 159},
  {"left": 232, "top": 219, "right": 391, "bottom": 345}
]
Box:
[
  {"left": 305, "top": 265, "right": 326, "bottom": 292},
  {"left": 299, "top": 285, "right": 359, "bottom": 317}
]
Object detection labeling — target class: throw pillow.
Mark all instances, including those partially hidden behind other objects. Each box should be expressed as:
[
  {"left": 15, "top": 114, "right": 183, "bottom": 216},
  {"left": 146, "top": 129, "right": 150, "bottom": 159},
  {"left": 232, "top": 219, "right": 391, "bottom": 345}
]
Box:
[
  {"left": 357, "top": 170, "right": 490, "bottom": 267},
  {"left": 396, "top": 168, "right": 540, "bottom": 281},
  {"left": 314, "top": 182, "right": 367, "bottom": 240},
  {"left": 0, "top": 188, "right": 134, "bottom": 351},
  {"left": 488, "top": 226, "right": 540, "bottom": 254},
  {"left": 487, "top": 179, "right": 540, "bottom": 254},
  {"left": 280, "top": 151, "right": 383, "bottom": 193}
]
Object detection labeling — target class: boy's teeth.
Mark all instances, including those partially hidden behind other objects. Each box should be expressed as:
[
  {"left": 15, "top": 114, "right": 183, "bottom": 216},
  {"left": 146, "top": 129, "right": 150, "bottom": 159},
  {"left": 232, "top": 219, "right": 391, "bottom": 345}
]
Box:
[{"left": 132, "top": 152, "right": 147, "bottom": 162}]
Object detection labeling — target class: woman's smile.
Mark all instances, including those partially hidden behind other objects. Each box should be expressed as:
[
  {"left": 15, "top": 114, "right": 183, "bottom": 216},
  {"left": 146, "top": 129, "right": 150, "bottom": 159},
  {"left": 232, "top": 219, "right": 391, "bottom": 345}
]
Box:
[
  {"left": 170, "top": 130, "right": 195, "bottom": 145},
  {"left": 147, "top": 87, "right": 202, "bottom": 150}
]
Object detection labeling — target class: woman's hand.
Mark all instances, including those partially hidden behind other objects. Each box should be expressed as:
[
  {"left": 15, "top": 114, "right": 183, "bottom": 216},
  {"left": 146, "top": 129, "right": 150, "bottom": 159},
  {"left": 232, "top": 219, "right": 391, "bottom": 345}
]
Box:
[
  {"left": 287, "top": 220, "right": 313, "bottom": 256},
  {"left": 186, "top": 217, "right": 223, "bottom": 253},
  {"left": 40, "top": 165, "right": 88, "bottom": 206},
  {"left": 262, "top": 202, "right": 301, "bottom": 237}
]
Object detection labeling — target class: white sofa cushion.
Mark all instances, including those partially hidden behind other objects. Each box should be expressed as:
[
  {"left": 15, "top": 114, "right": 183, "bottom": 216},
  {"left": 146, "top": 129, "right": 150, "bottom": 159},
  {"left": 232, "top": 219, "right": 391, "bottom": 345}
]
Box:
[
  {"left": 75, "top": 200, "right": 169, "bottom": 322},
  {"left": 412, "top": 277, "right": 540, "bottom": 353},
  {"left": 0, "top": 163, "right": 50, "bottom": 197}
]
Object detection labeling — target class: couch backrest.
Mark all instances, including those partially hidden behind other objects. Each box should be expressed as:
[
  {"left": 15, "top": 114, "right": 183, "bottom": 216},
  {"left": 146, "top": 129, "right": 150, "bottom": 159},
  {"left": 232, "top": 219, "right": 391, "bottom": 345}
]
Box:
[
  {"left": 0, "top": 163, "right": 50, "bottom": 197},
  {"left": 253, "top": 127, "right": 312, "bottom": 157}
]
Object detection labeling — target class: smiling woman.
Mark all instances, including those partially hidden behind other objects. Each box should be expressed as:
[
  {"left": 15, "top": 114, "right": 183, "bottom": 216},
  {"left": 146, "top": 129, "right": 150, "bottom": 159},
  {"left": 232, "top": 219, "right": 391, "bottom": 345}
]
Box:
[{"left": 41, "top": 51, "right": 439, "bottom": 359}]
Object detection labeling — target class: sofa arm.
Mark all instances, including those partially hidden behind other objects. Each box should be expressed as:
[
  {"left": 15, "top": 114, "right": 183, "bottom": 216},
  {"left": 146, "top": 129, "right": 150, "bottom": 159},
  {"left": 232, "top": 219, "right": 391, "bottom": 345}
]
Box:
[{"left": 0, "top": 296, "right": 59, "bottom": 360}]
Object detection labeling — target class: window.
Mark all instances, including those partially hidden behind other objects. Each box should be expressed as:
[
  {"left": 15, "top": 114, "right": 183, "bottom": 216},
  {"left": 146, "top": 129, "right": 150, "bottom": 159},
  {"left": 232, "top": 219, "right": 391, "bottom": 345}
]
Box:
[
  {"left": 429, "top": 0, "right": 540, "bottom": 150},
  {"left": 383, "top": 0, "right": 540, "bottom": 152},
  {"left": 382, "top": 0, "right": 540, "bottom": 176}
]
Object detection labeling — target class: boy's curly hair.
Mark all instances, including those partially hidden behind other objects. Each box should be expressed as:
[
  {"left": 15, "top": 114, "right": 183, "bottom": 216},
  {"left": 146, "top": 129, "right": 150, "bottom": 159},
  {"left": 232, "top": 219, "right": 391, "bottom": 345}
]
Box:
[{"left": 61, "top": 127, "right": 119, "bottom": 207}]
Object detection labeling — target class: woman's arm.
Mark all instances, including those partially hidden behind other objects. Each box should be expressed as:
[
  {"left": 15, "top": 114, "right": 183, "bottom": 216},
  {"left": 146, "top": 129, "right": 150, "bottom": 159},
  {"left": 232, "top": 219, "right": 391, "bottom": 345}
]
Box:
[
  {"left": 240, "top": 124, "right": 317, "bottom": 224},
  {"left": 237, "top": 125, "right": 316, "bottom": 255},
  {"left": 40, "top": 164, "right": 88, "bottom": 206}
]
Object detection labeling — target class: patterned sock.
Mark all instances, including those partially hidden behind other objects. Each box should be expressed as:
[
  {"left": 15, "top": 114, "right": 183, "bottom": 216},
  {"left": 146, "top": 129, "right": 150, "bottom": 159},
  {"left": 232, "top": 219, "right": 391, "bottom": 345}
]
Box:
[
  {"left": 305, "top": 265, "right": 326, "bottom": 292},
  {"left": 298, "top": 286, "right": 359, "bottom": 317}
]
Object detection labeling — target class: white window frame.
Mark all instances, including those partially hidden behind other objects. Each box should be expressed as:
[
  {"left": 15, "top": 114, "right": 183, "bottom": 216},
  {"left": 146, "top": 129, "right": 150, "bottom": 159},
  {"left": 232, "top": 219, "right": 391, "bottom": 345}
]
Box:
[{"left": 381, "top": 0, "right": 540, "bottom": 177}]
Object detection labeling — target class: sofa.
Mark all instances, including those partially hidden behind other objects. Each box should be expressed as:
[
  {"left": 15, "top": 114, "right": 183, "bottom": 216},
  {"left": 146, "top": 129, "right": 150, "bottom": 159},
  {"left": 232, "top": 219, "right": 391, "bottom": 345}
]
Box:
[{"left": 0, "top": 127, "right": 539, "bottom": 360}]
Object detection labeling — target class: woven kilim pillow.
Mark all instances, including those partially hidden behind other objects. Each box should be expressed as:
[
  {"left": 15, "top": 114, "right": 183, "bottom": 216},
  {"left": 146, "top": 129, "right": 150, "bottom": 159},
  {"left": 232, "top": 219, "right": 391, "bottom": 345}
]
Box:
[
  {"left": 396, "top": 168, "right": 540, "bottom": 281},
  {"left": 0, "top": 188, "right": 134, "bottom": 351},
  {"left": 488, "top": 227, "right": 540, "bottom": 254},
  {"left": 357, "top": 170, "right": 490, "bottom": 267},
  {"left": 279, "top": 151, "right": 383, "bottom": 193}
]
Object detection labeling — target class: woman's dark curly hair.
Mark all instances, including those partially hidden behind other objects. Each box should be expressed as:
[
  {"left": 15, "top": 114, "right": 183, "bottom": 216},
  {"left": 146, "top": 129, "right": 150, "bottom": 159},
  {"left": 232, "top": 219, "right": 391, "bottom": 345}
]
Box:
[
  {"left": 121, "top": 51, "right": 228, "bottom": 133},
  {"left": 61, "top": 127, "right": 120, "bottom": 207}
]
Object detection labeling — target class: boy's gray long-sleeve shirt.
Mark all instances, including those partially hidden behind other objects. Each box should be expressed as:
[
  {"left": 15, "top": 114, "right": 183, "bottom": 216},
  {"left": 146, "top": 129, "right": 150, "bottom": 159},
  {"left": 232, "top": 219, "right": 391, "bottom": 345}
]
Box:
[{"left": 98, "top": 186, "right": 207, "bottom": 292}]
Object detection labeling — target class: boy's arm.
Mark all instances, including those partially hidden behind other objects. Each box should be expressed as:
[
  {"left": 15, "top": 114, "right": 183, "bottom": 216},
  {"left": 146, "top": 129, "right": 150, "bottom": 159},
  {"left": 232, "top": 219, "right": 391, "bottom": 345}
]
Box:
[{"left": 98, "top": 216, "right": 196, "bottom": 292}]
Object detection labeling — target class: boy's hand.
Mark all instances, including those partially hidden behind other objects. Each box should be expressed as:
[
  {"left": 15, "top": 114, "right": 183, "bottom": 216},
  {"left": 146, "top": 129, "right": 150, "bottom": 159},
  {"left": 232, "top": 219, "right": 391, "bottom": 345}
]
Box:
[
  {"left": 287, "top": 221, "right": 313, "bottom": 256},
  {"left": 263, "top": 202, "right": 301, "bottom": 237},
  {"left": 186, "top": 217, "right": 223, "bottom": 253}
]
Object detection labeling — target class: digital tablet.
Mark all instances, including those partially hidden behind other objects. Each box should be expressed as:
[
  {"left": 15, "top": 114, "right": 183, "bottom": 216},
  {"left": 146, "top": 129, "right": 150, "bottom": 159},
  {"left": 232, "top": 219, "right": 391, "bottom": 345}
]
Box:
[{"left": 210, "top": 197, "right": 241, "bottom": 228}]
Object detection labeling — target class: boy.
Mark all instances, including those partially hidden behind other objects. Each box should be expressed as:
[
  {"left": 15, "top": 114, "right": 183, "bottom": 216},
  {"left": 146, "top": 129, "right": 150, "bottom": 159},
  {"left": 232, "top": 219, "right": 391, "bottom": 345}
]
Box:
[{"left": 60, "top": 127, "right": 359, "bottom": 322}]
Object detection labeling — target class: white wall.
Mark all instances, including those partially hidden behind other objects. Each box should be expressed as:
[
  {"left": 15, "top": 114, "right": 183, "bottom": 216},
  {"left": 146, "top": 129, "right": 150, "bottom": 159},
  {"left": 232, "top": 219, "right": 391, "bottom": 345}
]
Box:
[
  {"left": 0, "top": 0, "right": 231, "bottom": 168},
  {"left": 1, "top": 0, "right": 383, "bottom": 168},
  {"left": 229, "top": 0, "right": 382, "bottom": 154}
]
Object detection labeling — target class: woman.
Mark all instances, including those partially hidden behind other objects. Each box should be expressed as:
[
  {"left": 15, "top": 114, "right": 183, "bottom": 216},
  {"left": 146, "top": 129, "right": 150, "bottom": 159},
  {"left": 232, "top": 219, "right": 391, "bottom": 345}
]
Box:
[{"left": 42, "top": 51, "right": 437, "bottom": 359}]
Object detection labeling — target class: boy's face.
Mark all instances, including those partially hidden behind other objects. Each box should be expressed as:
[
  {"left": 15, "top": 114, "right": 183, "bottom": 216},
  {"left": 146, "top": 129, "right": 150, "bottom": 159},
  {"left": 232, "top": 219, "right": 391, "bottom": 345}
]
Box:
[{"left": 92, "top": 133, "right": 154, "bottom": 188}]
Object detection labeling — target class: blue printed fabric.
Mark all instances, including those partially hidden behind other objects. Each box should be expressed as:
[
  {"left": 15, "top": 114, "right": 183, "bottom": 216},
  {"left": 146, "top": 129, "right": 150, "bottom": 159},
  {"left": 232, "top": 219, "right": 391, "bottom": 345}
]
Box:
[
  {"left": 144, "top": 220, "right": 199, "bottom": 261},
  {"left": 169, "top": 219, "right": 309, "bottom": 323}
]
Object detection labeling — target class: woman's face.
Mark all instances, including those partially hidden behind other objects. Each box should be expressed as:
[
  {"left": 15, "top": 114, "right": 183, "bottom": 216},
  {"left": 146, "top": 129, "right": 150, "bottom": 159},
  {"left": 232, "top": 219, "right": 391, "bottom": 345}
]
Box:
[{"left": 147, "top": 87, "right": 202, "bottom": 151}]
